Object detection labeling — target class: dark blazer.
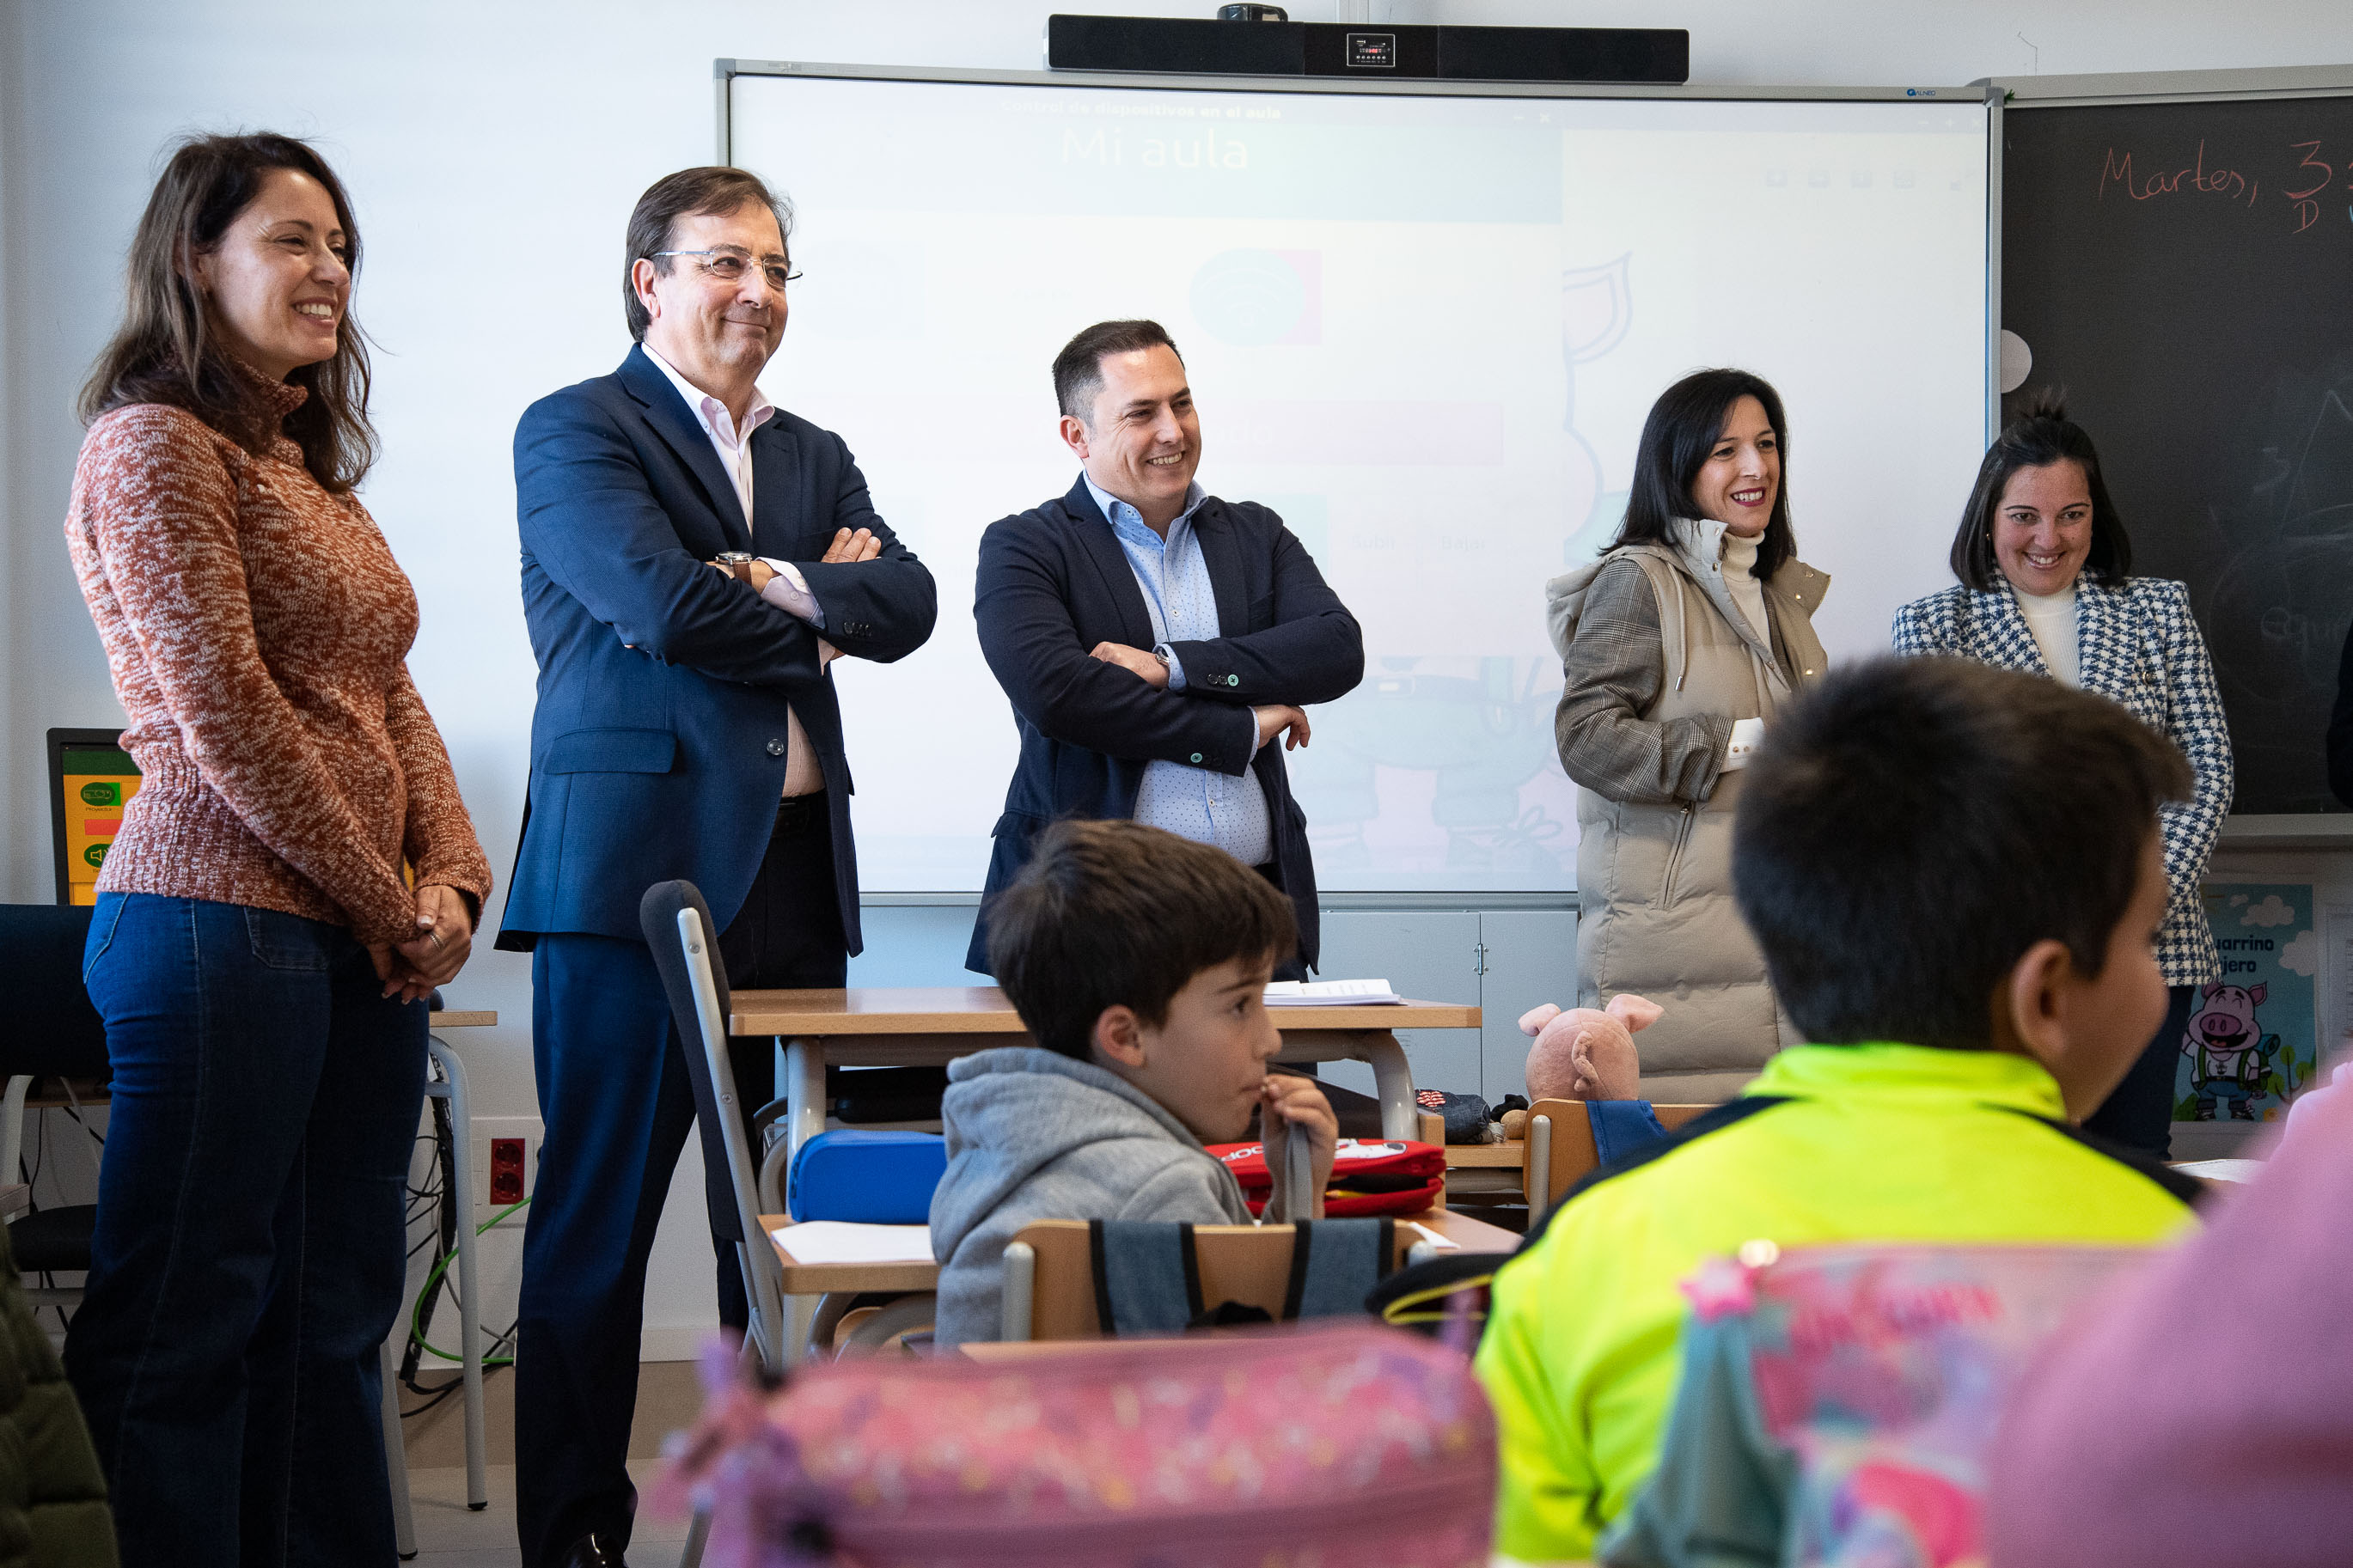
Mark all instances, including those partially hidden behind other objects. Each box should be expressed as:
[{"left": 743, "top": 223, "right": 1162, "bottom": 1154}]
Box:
[
  {"left": 968, "top": 476, "right": 1363, "bottom": 973},
  {"left": 496, "top": 345, "right": 937, "bottom": 952}
]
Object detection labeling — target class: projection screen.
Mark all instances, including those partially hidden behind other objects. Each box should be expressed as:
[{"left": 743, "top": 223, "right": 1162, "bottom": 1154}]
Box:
[{"left": 726, "top": 67, "right": 1991, "bottom": 894}]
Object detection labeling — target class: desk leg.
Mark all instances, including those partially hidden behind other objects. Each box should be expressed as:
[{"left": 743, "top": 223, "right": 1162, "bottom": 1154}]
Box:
[
  {"left": 1361, "top": 1032, "right": 1417, "bottom": 1140},
  {"left": 780, "top": 1037, "right": 826, "bottom": 1223},
  {"left": 784, "top": 1038, "right": 826, "bottom": 1153}
]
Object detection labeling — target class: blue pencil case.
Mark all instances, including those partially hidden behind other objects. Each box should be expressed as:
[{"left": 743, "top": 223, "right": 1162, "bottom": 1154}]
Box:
[{"left": 785, "top": 1128, "right": 948, "bottom": 1223}]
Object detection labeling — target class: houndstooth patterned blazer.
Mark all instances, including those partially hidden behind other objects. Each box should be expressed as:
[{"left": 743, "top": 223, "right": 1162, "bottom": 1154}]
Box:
[{"left": 1892, "top": 577, "right": 2233, "bottom": 986}]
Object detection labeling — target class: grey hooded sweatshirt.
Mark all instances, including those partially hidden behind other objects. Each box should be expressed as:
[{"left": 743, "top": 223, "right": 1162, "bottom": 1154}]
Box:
[{"left": 929, "top": 1046, "right": 1255, "bottom": 1347}]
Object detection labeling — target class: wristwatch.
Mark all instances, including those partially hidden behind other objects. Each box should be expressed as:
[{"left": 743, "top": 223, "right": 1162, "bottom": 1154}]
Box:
[
  {"left": 1152, "top": 643, "right": 1175, "bottom": 670},
  {"left": 714, "top": 551, "right": 756, "bottom": 583}
]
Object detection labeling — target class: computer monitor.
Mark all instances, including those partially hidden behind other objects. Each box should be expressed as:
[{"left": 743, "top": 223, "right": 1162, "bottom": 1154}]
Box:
[{"left": 47, "top": 728, "right": 141, "bottom": 906}]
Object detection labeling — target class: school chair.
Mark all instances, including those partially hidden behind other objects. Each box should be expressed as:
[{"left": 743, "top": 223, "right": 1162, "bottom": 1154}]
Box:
[
  {"left": 999, "top": 1214, "right": 1427, "bottom": 1341},
  {"left": 638, "top": 882, "right": 938, "bottom": 1365},
  {"left": 0, "top": 904, "right": 107, "bottom": 1321},
  {"left": 1522, "top": 1100, "right": 1717, "bottom": 1229},
  {"left": 643, "top": 879, "right": 947, "bottom": 1568}
]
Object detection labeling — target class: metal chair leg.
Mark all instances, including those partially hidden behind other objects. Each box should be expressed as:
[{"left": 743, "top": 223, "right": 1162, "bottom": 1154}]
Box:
[
  {"left": 679, "top": 1501, "right": 713, "bottom": 1568},
  {"left": 427, "top": 1034, "right": 490, "bottom": 1510},
  {"left": 379, "top": 1336, "right": 418, "bottom": 1559}
]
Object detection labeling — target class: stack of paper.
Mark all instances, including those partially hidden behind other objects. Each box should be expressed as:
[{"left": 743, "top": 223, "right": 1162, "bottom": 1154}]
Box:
[
  {"left": 2169, "top": 1158, "right": 2264, "bottom": 1185},
  {"left": 1263, "top": 978, "right": 1404, "bottom": 1007},
  {"left": 770, "top": 1221, "right": 934, "bottom": 1265}
]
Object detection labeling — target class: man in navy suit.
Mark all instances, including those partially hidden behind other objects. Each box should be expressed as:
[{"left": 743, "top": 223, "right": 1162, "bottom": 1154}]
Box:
[
  {"left": 498, "top": 168, "right": 935, "bottom": 1568},
  {"left": 970, "top": 319, "right": 1362, "bottom": 974}
]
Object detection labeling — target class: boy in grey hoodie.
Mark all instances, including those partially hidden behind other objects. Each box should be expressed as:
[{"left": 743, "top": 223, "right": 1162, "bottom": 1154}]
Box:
[{"left": 930, "top": 820, "right": 1338, "bottom": 1346}]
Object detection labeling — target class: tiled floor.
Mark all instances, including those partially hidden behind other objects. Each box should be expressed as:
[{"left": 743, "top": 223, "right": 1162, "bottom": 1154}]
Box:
[{"left": 405, "top": 1464, "right": 689, "bottom": 1568}]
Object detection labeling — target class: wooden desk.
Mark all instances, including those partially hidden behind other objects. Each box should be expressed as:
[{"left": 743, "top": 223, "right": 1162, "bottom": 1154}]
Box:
[
  {"left": 958, "top": 1203, "right": 1521, "bottom": 1360},
  {"left": 1406, "top": 1205, "right": 1520, "bottom": 1254},
  {"left": 730, "top": 987, "right": 1480, "bottom": 1200},
  {"left": 756, "top": 1203, "right": 1516, "bottom": 1322}
]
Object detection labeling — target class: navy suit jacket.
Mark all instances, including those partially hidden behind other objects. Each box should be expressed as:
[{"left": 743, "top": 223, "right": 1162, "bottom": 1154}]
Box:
[
  {"left": 496, "top": 345, "right": 937, "bottom": 953},
  {"left": 968, "top": 477, "right": 1363, "bottom": 973}
]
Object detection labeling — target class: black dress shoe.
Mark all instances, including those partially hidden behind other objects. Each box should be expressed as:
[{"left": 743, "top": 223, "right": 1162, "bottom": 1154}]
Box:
[{"left": 559, "top": 1532, "right": 628, "bottom": 1568}]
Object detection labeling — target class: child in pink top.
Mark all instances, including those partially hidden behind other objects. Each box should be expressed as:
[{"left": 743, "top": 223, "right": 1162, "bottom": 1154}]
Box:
[{"left": 1986, "top": 1081, "right": 2353, "bottom": 1566}]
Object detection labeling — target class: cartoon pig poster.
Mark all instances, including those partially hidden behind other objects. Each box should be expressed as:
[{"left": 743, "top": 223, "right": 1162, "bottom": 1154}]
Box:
[{"left": 2181, "top": 885, "right": 2319, "bottom": 1123}]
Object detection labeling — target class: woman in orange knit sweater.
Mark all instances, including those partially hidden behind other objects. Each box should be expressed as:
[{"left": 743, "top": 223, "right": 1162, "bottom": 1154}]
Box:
[{"left": 62, "top": 133, "right": 490, "bottom": 1566}]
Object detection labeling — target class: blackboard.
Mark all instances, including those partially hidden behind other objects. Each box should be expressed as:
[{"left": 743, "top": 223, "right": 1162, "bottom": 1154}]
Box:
[{"left": 2002, "top": 91, "right": 2353, "bottom": 815}]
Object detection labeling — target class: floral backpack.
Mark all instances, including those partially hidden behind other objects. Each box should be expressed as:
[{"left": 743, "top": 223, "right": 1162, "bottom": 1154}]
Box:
[
  {"left": 1602, "top": 1242, "right": 2150, "bottom": 1568},
  {"left": 655, "top": 1322, "right": 1495, "bottom": 1568}
]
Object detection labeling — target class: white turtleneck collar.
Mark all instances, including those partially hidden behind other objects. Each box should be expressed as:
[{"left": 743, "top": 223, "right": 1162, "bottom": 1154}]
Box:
[
  {"left": 2011, "top": 579, "right": 2081, "bottom": 687},
  {"left": 1714, "top": 526, "right": 1770, "bottom": 644}
]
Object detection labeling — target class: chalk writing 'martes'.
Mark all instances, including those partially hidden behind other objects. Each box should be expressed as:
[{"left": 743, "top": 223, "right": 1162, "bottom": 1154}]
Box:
[
  {"left": 2097, "top": 140, "right": 2257, "bottom": 206},
  {"left": 2096, "top": 135, "right": 2353, "bottom": 234}
]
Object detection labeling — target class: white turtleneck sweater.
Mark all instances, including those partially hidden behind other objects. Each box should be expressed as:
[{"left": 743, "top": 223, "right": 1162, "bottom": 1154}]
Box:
[
  {"left": 2014, "top": 582, "right": 2082, "bottom": 687},
  {"left": 1719, "top": 529, "right": 1769, "bottom": 771},
  {"left": 1720, "top": 530, "right": 1769, "bottom": 644}
]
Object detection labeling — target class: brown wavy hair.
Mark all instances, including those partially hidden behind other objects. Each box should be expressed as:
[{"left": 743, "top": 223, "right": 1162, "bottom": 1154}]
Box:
[{"left": 80, "top": 132, "right": 376, "bottom": 492}]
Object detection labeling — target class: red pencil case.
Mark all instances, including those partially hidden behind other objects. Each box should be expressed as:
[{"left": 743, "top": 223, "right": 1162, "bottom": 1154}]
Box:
[{"left": 1207, "top": 1138, "right": 1448, "bottom": 1217}]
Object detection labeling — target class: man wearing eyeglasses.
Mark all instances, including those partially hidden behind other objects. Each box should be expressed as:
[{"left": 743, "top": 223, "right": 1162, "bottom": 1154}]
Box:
[{"left": 498, "top": 166, "right": 937, "bottom": 1568}]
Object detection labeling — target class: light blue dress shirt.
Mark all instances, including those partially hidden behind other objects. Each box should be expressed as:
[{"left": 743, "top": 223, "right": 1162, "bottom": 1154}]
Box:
[{"left": 1082, "top": 473, "right": 1273, "bottom": 867}]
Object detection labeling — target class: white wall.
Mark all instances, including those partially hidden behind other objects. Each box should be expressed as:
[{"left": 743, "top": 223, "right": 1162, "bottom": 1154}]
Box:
[{"left": 7, "top": 0, "right": 2353, "bottom": 1353}]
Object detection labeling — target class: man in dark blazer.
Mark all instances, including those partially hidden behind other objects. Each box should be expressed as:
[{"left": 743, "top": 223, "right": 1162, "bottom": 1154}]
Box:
[
  {"left": 970, "top": 319, "right": 1362, "bottom": 973},
  {"left": 498, "top": 168, "right": 935, "bottom": 1568}
]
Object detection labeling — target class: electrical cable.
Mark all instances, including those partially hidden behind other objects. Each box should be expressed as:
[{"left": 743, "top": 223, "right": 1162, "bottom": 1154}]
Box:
[{"left": 408, "top": 1197, "right": 529, "bottom": 1366}]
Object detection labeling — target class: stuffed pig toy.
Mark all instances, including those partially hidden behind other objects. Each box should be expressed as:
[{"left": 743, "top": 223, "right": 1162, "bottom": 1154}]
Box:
[{"left": 1516, "top": 993, "right": 1664, "bottom": 1107}]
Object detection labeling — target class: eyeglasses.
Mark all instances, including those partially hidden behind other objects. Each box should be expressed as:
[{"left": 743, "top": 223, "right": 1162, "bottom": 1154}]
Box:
[{"left": 646, "top": 247, "right": 801, "bottom": 292}]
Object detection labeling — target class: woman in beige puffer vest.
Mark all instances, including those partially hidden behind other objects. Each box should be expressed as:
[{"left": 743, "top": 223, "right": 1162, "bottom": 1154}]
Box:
[{"left": 1549, "top": 370, "right": 1829, "bottom": 1101}]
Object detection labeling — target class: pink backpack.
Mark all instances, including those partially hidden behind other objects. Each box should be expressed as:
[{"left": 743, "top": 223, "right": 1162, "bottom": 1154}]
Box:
[{"left": 657, "top": 1323, "right": 1495, "bottom": 1567}]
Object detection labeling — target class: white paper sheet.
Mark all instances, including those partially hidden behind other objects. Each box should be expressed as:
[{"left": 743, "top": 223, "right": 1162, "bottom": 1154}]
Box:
[
  {"left": 1403, "top": 1221, "right": 1460, "bottom": 1252},
  {"left": 771, "top": 1222, "right": 934, "bottom": 1265},
  {"left": 2169, "top": 1159, "right": 2265, "bottom": 1185},
  {"left": 1265, "top": 979, "right": 1404, "bottom": 1007}
]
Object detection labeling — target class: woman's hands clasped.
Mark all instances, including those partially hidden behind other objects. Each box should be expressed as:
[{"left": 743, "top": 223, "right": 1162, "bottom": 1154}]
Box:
[{"left": 370, "top": 882, "right": 475, "bottom": 1004}]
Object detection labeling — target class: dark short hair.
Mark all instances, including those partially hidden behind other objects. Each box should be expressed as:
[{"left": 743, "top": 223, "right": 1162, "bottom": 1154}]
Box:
[
  {"left": 1053, "top": 319, "right": 1184, "bottom": 423},
  {"left": 1608, "top": 368, "right": 1797, "bottom": 581},
  {"left": 1949, "top": 389, "right": 2132, "bottom": 592},
  {"left": 82, "top": 131, "right": 376, "bottom": 492},
  {"left": 1733, "top": 656, "right": 2191, "bottom": 1050},
  {"left": 988, "top": 819, "right": 1297, "bottom": 1061},
  {"left": 622, "top": 167, "right": 793, "bottom": 341}
]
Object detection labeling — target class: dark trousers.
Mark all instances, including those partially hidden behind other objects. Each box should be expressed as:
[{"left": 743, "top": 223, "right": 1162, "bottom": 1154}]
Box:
[
  {"left": 2083, "top": 983, "right": 2195, "bottom": 1161},
  {"left": 515, "top": 796, "right": 846, "bottom": 1566},
  {"left": 66, "top": 894, "right": 427, "bottom": 1568}
]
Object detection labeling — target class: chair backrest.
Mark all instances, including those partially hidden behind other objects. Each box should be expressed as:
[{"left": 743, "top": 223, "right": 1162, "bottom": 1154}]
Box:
[
  {"left": 1002, "top": 1217, "right": 1424, "bottom": 1341},
  {"left": 639, "top": 881, "right": 785, "bottom": 1365},
  {"left": 1522, "top": 1099, "right": 1716, "bottom": 1218},
  {"left": 0, "top": 905, "right": 109, "bottom": 1078}
]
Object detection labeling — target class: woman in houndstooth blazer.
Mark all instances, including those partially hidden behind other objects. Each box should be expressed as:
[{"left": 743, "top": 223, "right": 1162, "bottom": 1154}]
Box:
[{"left": 1892, "top": 398, "right": 2232, "bottom": 1160}]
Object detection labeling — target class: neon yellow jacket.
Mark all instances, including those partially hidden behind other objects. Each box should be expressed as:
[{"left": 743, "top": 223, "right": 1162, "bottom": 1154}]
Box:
[{"left": 1474, "top": 1043, "right": 2199, "bottom": 1562}]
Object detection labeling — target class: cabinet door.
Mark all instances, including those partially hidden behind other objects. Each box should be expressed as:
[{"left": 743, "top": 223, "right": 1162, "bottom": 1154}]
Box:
[
  {"left": 1475, "top": 909, "right": 1580, "bottom": 1101},
  {"left": 1312, "top": 911, "right": 1483, "bottom": 1100}
]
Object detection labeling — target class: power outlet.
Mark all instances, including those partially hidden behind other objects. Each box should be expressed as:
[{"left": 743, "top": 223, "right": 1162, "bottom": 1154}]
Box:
[{"left": 470, "top": 1118, "right": 542, "bottom": 1227}]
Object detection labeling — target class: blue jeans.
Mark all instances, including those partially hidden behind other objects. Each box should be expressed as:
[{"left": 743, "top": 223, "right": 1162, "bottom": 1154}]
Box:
[{"left": 65, "top": 894, "right": 427, "bottom": 1568}]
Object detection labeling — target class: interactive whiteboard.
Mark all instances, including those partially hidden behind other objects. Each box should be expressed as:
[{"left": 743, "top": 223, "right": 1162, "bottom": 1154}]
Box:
[{"left": 727, "top": 67, "right": 1991, "bottom": 893}]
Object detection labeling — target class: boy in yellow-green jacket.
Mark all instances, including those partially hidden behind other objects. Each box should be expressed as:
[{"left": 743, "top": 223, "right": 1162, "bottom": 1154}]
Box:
[{"left": 1476, "top": 656, "right": 2203, "bottom": 1563}]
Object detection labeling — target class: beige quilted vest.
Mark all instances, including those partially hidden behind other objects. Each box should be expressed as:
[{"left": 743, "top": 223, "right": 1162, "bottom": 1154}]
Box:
[{"left": 1570, "top": 524, "right": 1830, "bottom": 1101}]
